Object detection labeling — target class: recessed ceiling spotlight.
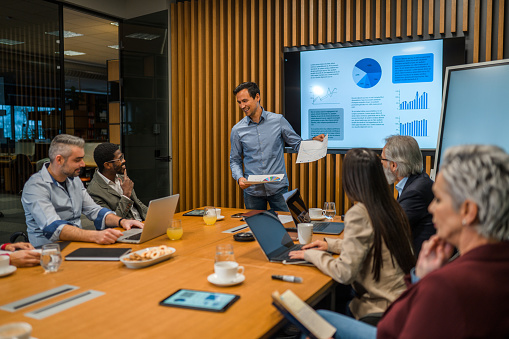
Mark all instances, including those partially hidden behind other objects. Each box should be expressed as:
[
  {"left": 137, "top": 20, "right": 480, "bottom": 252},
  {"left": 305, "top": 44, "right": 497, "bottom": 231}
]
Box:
[
  {"left": 126, "top": 33, "right": 159, "bottom": 41},
  {"left": 45, "top": 30, "right": 84, "bottom": 38},
  {"left": 108, "top": 45, "right": 119, "bottom": 50},
  {"left": 110, "top": 22, "right": 119, "bottom": 26}
]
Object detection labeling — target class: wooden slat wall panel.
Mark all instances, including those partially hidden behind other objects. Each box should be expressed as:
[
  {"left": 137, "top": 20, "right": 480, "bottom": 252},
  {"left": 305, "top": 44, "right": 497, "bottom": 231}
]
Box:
[
  {"left": 451, "top": 0, "right": 457, "bottom": 32},
  {"left": 170, "top": 0, "right": 507, "bottom": 213},
  {"left": 498, "top": 0, "right": 505, "bottom": 60}
]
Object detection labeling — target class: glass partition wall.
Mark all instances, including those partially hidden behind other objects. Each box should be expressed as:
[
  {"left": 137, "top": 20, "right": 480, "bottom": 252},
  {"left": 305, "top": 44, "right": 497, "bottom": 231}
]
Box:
[{"left": 0, "top": 0, "right": 119, "bottom": 243}]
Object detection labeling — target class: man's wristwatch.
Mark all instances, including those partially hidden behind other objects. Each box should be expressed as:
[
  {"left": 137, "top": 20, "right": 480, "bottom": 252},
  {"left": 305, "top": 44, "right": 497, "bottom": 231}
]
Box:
[{"left": 118, "top": 218, "right": 125, "bottom": 227}]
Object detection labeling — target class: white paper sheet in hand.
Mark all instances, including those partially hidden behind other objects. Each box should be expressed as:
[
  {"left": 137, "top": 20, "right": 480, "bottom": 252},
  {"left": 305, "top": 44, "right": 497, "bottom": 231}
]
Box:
[
  {"left": 245, "top": 174, "right": 285, "bottom": 184},
  {"left": 296, "top": 134, "right": 328, "bottom": 163}
]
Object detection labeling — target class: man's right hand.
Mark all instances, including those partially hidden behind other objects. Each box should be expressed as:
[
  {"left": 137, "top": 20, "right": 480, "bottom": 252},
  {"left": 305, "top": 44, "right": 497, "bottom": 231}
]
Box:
[
  {"left": 238, "top": 177, "right": 252, "bottom": 190},
  {"left": 94, "top": 228, "right": 124, "bottom": 245},
  {"left": 121, "top": 169, "right": 134, "bottom": 198}
]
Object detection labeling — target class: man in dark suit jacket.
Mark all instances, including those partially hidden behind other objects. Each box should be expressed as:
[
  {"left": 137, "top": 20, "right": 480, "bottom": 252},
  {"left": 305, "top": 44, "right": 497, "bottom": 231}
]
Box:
[
  {"left": 87, "top": 143, "right": 148, "bottom": 221},
  {"left": 382, "top": 135, "right": 435, "bottom": 257}
]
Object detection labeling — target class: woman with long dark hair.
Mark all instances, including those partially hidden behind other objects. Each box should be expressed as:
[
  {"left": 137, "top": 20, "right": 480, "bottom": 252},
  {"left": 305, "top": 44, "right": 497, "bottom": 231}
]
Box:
[{"left": 289, "top": 148, "right": 415, "bottom": 319}]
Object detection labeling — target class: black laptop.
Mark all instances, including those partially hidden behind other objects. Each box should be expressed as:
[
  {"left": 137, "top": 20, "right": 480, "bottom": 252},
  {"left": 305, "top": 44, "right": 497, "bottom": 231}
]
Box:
[
  {"left": 244, "top": 211, "right": 312, "bottom": 265},
  {"left": 282, "top": 189, "right": 344, "bottom": 235}
]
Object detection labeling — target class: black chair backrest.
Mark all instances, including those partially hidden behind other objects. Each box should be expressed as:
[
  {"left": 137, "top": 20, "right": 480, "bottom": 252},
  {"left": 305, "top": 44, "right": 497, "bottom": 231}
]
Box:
[{"left": 284, "top": 188, "right": 311, "bottom": 223}]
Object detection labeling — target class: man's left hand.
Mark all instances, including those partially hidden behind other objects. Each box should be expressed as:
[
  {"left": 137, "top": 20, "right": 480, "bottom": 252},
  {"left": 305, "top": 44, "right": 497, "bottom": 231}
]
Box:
[
  {"left": 120, "top": 219, "right": 144, "bottom": 230},
  {"left": 312, "top": 134, "right": 326, "bottom": 142},
  {"left": 4, "top": 242, "right": 35, "bottom": 251}
]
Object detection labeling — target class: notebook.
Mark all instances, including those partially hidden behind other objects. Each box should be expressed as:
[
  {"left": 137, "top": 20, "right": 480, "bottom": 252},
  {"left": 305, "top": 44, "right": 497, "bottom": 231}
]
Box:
[
  {"left": 282, "top": 189, "right": 344, "bottom": 235},
  {"left": 116, "top": 194, "right": 180, "bottom": 243},
  {"left": 244, "top": 211, "right": 312, "bottom": 265}
]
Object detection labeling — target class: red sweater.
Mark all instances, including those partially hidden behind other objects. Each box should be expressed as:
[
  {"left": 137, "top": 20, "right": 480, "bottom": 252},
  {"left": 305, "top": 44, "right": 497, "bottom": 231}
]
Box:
[{"left": 377, "top": 241, "right": 509, "bottom": 339}]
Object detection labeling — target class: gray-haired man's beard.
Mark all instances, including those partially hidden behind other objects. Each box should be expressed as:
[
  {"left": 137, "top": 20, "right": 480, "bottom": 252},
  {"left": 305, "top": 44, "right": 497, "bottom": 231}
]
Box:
[{"left": 384, "top": 166, "right": 397, "bottom": 185}]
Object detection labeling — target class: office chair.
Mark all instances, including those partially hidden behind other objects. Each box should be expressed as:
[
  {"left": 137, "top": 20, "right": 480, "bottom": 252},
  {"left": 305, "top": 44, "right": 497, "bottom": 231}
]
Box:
[{"left": 9, "top": 231, "right": 29, "bottom": 243}]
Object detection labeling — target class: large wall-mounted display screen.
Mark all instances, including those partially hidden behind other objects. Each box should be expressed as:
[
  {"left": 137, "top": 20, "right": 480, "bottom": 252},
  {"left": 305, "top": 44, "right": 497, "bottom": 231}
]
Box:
[
  {"left": 434, "top": 59, "right": 509, "bottom": 173},
  {"left": 284, "top": 38, "right": 465, "bottom": 151}
]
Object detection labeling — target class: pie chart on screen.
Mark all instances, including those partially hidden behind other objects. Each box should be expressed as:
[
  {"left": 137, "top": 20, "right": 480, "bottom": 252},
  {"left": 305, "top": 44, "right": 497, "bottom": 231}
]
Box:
[{"left": 353, "top": 58, "right": 382, "bottom": 88}]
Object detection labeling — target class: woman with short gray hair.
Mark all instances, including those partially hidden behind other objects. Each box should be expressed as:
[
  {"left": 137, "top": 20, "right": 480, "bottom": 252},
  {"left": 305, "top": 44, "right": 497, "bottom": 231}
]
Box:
[{"left": 312, "top": 144, "right": 509, "bottom": 338}]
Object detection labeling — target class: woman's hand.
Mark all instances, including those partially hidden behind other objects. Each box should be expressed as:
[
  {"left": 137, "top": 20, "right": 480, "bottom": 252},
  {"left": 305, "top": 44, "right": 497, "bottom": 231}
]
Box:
[
  {"left": 302, "top": 240, "right": 328, "bottom": 251},
  {"left": 288, "top": 240, "right": 328, "bottom": 260},
  {"left": 415, "top": 235, "right": 454, "bottom": 278}
]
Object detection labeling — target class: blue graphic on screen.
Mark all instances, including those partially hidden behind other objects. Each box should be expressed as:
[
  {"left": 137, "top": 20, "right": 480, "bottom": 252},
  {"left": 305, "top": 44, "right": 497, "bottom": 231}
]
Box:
[
  {"left": 400, "top": 119, "right": 428, "bottom": 137},
  {"left": 353, "top": 58, "right": 382, "bottom": 88},
  {"left": 400, "top": 91, "right": 429, "bottom": 110}
]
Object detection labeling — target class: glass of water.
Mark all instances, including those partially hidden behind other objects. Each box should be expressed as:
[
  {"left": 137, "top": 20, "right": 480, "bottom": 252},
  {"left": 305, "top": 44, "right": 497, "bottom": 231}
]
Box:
[
  {"left": 40, "top": 243, "right": 62, "bottom": 273},
  {"left": 323, "top": 202, "right": 336, "bottom": 220}
]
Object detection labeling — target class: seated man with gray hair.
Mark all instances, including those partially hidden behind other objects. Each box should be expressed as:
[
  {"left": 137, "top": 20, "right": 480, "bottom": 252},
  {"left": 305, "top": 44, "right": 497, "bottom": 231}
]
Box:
[
  {"left": 22, "top": 134, "right": 143, "bottom": 247},
  {"left": 381, "top": 135, "right": 435, "bottom": 256}
]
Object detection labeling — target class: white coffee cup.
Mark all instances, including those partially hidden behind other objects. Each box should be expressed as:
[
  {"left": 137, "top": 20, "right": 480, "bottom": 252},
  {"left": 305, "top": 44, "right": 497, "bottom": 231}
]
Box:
[
  {"left": 297, "top": 223, "right": 314, "bottom": 244},
  {"left": 309, "top": 208, "right": 323, "bottom": 219},
  {"left": 0, "top": 256, "right": 9, "bottom": 272},
  {"left": 0, "top": 322, "right": 32, "bottom": 339},
  {"left": 214, "top": 261, "right": 244, "bottom": 282},
  {"left": 215, "top": 208, "right": 222, "bottom": 217}
]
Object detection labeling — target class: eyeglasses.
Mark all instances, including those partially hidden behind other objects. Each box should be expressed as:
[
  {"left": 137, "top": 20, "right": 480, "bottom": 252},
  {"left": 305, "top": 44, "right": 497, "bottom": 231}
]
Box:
[
  {"left": 105, "top": 154, "right": 124, "bottom": 163},
  {"left": 377, "top": 154, "right": 391, "bottom": 162}
]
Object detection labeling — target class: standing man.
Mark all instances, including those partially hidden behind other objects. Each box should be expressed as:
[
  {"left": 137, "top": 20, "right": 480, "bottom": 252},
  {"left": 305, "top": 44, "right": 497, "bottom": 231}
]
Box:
[
  {"left": 381, "top": 135, "right": 435, "bottom": 256},
  {"left": 87, "top": 143, "right": 148, "bottom": 221},
  {"left": 230, "top": 82, "right": 324, "bottom": 210},
  {"left": 22, "top": 134, "right": 143, "bottom": 247}
]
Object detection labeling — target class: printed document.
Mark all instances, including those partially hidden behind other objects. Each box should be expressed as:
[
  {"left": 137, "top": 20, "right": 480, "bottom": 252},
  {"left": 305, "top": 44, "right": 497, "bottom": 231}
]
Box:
[{"left": 296, "top": 134, "right": 328, "bottom": 163}]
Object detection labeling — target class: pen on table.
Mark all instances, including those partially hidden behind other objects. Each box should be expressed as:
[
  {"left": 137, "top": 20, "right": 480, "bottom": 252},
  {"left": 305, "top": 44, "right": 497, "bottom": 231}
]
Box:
[{"left": 271, "top": 275, "right": 303, "bottom": 283}]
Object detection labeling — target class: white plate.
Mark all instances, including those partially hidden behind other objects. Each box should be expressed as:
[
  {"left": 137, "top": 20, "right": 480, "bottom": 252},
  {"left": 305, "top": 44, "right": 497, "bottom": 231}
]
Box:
[
  {"left": 120, "top": 247, "right": 176, "bottom": 269},
  {"left": 310, "top": 215, "right": 326, "bottom": 221},
  {"left": 217, "top": 215, "right": 225, "bottom": 221},
  {"left": 0, "top": 265, "right": 17, "bottom": 277},
  {"left": 207, "top": 273, "right": 245, "bottom": 287}
]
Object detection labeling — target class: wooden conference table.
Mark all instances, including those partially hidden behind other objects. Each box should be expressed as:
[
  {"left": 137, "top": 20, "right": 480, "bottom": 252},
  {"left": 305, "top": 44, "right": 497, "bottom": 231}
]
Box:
[{"left": 0, "top": 208, "right": 342, "bottom": 339}]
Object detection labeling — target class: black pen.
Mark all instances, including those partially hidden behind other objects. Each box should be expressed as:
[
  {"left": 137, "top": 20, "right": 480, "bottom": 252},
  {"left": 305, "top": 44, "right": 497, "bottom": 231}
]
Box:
[{"left": 271, "top": 275, "right": 303, "bottom": 283}]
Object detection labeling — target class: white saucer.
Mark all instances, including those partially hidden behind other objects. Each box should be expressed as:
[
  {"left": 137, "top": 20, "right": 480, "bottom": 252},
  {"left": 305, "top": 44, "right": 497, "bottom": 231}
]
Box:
[
  {"left": 310, "top": 215, "right": 326, "bottom": 221},
  {"left": 0, "top": 265, "right": 17, "bottom": 277},
  {"left": 207, "top": 273, "right": 245, "bottom": 286},
  {"left": 216, "top": 215, "right": 225, "bottom": 221}
]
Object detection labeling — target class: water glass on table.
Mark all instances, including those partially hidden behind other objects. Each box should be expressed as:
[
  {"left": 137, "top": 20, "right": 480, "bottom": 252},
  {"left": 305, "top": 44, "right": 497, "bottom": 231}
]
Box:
[
  {"left": 203, "top": 206, "right": 217, "bottom": 225},
  {"left": 167, "top": 219, "right": 183, "bottom": 240},
  {"left": 40, "top": 243, "right": 62, "bottom": 273},
  {"left": 323, "top": 202, "right": 336, "bottom": 220}
]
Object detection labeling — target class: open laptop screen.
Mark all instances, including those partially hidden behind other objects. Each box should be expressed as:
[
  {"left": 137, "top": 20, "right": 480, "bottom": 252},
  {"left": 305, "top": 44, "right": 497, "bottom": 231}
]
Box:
[{"left": 245, "top": 212, "right": 295, "bottom": 256}]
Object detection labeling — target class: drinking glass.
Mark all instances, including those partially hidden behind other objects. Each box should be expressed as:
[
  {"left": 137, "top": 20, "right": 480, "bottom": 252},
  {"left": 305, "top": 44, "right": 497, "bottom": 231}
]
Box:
[
  {"left": 167, "top": 219, "right": 183, "bottom": 240},
  {"left": 203, "top": 206, "right": 217, "bottom": 225},
  {"left": 323, "top": 202, "right": 336, "bottom": 220},
  {"left": 215, "top": 244, "right": 235, "bottom": 263},
  {"left": 40, "top": 244, "right": 62, "bottom": 273}
]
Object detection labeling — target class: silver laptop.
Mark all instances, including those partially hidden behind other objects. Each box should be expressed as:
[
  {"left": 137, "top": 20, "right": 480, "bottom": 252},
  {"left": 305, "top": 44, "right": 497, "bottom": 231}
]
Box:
[{"left": 117, "top": 194, "right": 180, "bottom": 243}]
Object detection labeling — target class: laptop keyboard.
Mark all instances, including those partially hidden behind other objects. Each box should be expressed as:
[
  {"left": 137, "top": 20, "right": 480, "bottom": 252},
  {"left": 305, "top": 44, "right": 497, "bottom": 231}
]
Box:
[
  {"left": 310, "top": 222, "right": 330, "bottom": 231},
  {"left": 124, "top": 233, "right": 142, "bottom": 241},
  {"left": 271, "top": 243, "right": 304, "bottom": 262}
]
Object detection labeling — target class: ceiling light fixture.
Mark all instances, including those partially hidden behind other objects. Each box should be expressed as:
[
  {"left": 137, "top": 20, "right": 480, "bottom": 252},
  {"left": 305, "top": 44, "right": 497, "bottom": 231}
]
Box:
[
  {"left": 0, "top": 39, "right": 24, "bottom": 45},
  {"left": 45, "top": 30, "right": 84, "bottom": 38},
  {"left": 108, "top": 45, "right": 119, "bottom": 50},
  {"left": 62, "top": 50, "right": 86, "bottom": 56},
  {"left": 126, "top": 33, "right": 159, "bottom": 41}
]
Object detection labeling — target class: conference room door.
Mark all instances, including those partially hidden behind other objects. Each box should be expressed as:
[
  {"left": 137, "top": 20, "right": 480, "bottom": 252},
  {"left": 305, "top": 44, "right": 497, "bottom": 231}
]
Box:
[{"left": 121, "top": 10, "right": 171, "bottom": 203}]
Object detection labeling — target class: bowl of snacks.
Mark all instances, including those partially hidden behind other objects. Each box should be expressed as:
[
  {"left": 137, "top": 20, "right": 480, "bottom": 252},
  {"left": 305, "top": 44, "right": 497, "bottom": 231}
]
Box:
[{"left": 120, "top": 245, "right": 176, "bottom": 269}]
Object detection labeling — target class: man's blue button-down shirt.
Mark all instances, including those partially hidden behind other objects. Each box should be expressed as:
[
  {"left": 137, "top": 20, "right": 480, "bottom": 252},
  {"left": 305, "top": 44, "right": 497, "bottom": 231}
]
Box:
[{"left": 230, "top": 109, "right": 302, "bottom": 197}]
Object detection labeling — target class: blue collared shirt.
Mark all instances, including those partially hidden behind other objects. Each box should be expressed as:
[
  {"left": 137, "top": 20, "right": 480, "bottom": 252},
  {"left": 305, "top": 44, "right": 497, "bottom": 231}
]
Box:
[
  {"left": 21, "top": 163, "right": 113, "bottom": 247},
  {"left": 395, "top": 176, "right": 409, "bottom": 198},
  {"left": 230, "top": 109, "right": 302, "bottom": 196}
]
